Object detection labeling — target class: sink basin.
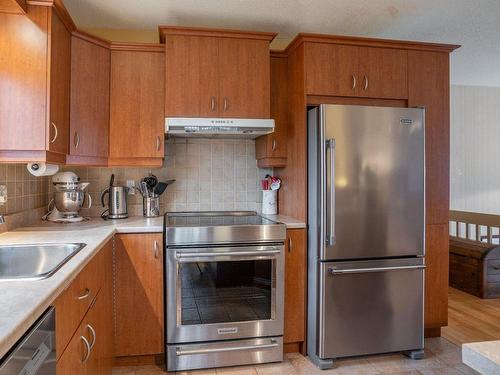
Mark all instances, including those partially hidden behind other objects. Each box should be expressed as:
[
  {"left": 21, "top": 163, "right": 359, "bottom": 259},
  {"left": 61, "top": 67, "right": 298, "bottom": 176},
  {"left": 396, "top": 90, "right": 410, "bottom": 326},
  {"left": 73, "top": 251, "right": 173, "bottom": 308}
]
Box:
[{"left": 0, "top": 243, "right": 86, "bottom": 281}]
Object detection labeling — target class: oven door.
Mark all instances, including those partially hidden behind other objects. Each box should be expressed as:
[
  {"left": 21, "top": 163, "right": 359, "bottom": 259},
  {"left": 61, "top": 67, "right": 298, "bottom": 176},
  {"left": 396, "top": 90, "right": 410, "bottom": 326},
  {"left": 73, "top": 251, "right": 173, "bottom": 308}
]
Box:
[{"left": 166, "top": 244, "right": 284, "bottom": 343}]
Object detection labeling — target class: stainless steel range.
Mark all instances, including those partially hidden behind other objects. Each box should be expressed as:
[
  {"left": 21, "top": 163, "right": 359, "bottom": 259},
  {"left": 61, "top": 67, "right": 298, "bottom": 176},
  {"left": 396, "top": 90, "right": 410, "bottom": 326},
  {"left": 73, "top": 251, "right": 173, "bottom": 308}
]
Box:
[{"left": 164, "top": 211, "right": 286, "bottom": 371}]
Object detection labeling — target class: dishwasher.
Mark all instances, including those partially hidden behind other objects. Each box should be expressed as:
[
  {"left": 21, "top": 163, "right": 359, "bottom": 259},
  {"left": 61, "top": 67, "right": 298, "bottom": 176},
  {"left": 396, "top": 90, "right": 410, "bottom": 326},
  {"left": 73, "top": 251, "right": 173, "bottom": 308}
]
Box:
[{"left": 0, "top": 307, "right": 56, "bottom": 375}]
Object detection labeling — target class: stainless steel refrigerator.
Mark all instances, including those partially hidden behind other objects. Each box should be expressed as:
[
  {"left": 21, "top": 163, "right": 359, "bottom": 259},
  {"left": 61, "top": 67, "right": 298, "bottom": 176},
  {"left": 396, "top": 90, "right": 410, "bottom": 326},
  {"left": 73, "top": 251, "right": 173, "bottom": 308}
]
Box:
[{"left": 307, "top": 104, "right": 425, "bottom": 369}]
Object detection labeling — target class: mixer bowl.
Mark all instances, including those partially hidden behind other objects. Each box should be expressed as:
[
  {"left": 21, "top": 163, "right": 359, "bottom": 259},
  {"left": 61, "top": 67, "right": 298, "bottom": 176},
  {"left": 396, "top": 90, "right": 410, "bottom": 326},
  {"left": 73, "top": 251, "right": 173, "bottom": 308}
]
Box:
[{"left": 53, "top": 190, "right": 85, "bottom": 213}]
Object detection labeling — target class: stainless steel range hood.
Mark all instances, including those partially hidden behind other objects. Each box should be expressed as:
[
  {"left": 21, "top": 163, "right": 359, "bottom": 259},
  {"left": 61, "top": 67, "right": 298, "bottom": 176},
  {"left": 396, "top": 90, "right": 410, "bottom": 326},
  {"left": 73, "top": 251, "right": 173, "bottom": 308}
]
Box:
[{"left": 165, "top": 118, "right": 275, "bottom": 139}]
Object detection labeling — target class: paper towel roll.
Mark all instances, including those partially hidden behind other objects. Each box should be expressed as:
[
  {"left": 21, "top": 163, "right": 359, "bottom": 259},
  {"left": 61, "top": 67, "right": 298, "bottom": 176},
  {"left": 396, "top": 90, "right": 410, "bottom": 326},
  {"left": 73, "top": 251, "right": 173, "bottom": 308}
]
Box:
[{"left": 27, "top": 163, "right": 59, "bottom": 177}]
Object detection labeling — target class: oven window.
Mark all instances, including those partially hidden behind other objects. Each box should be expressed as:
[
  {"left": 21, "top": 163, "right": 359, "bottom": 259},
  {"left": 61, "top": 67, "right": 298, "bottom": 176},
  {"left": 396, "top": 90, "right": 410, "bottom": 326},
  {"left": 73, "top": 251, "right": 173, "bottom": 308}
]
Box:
[{"left": 180, "top": 260, "right": 272, "bottom": 325}]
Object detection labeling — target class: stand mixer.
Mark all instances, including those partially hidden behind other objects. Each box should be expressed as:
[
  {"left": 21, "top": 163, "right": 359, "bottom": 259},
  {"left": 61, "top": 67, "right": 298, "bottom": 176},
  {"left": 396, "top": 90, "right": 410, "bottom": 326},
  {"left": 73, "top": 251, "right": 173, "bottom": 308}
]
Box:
[{"left": 43, "top": 172, "right": 92, "bottom": 223}]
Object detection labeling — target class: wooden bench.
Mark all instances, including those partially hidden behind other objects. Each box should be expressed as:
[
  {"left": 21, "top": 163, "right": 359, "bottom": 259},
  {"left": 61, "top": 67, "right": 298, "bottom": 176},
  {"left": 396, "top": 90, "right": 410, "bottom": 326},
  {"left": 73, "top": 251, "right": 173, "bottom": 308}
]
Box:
[{"left": 449, "top": 237, "right": 500, "bottom": 299}]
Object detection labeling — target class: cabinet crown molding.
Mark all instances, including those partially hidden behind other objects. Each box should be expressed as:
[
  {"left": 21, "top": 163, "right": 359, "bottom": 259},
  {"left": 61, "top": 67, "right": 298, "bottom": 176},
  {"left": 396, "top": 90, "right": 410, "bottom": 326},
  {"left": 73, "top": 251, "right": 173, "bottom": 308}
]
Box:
[
  {"left": 159, "top": 25, "right": 277, "bottom": 43},
  {"left": 282, "top": 33, "right": 461, "bottom": 55}
]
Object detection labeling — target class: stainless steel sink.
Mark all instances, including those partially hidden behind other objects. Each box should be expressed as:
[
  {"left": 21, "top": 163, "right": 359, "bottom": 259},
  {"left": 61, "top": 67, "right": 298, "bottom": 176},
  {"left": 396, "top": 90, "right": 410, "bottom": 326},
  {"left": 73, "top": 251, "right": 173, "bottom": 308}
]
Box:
[{"left": 0, "top": 243, "right": 86, "bottom": 281}]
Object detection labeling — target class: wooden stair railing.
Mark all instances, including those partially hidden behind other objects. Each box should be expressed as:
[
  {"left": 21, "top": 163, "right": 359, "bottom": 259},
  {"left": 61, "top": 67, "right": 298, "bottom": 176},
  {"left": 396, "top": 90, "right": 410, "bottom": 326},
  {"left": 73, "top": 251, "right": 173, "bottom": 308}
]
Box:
[{"left": 450, "top": 210, "right": 500, "bottom": 244}]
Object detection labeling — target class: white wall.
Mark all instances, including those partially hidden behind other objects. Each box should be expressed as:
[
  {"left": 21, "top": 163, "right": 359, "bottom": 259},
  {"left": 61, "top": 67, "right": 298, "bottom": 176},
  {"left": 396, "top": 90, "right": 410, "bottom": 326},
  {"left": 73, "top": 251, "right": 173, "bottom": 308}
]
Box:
[{"left": 450, "top": 85, "right": 500, "bottom": 214}]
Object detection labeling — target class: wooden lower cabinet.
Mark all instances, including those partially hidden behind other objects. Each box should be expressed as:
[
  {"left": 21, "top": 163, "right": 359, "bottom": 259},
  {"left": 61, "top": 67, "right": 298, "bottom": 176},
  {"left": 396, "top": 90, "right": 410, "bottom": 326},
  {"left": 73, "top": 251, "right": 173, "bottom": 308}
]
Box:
[
  {"left": 284, "top": 229, "right": 307, "bottom": 350},
  {"left": 114, "top": 233, "right": 164, "bottom": 357},
  {"left": 56, "top": 240, "right": 113, "bottom": 374}
]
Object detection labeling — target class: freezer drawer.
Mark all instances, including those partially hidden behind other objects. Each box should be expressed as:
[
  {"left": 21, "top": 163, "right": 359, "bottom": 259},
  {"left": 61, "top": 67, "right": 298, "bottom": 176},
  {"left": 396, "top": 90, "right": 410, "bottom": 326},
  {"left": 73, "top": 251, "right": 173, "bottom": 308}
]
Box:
[{"left": 318, "top": 258, "right": 424, "bottom": 359}]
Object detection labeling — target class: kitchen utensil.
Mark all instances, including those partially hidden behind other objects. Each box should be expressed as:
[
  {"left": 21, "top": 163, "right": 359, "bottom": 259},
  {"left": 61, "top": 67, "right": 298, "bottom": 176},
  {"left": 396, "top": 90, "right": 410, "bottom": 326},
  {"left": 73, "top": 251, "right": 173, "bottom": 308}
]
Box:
[
  {"left": 144, "top": 175, "right": 158, "bottom": 190},
  {"left": 143, "top": 196, "right": 160, "bottom": 217},
  {"left": 141, "top": 181, "right": 150, "bottom": 197},
  {"left": 154, "top": 182, "right": 168, "bottom": 196},
  {"left": 101, "top": 186, "right": 128, "bottom": 219},
  {"left": 109, "top": 173, "right": 115, "bottom": 187}
]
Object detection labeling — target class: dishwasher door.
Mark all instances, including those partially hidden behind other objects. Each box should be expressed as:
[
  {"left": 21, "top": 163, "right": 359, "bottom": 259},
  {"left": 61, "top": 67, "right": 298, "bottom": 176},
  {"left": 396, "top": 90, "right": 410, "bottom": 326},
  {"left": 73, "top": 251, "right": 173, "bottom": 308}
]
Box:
[
  {"left": 0, "top": 307, "right": 55, "bottom": 375},
  {"left": 318, "top": 258, "right": 424, "bottom": 360}
]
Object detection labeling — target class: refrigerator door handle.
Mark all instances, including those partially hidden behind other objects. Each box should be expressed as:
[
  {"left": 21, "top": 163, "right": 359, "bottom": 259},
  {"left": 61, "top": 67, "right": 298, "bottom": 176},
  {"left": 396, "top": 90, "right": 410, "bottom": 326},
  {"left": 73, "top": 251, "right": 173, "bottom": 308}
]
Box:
[
  {"left": 326, "top": 138, "right": 336, "bottom": 246},
  {"left": 328, "top": 265, "right": 426, "bottom": 275}
]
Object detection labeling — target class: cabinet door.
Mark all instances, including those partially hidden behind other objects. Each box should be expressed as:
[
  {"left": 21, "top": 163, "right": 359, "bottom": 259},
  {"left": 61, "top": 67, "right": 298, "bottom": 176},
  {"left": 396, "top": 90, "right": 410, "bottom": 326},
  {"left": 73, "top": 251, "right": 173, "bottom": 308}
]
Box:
[
  {"left": 85, "top": 290, "right": 112, "bottom": 375},
  {"left": 358, "top": 47, "right": 407, "bottom": 99},
  {"left": 48, "top": 10, "right": 70, "bottom": 155},
  {"left": 408, "top": 50, "right": 450, "bottom": 225},
  {"left": 56, "top": 320, "right": 88, "bottom": 375},
  {"left": 284, "top": 229, "right": 306, "bottom": 344},
  {"left": 69, "top": 36, "right": 110, "bottom": 160},
  {"left": 110, "top": 50, "right": 165, "bottom": 159},
  {"left": 218, "top": 38, "right": 270, "bottom": 118},
  {"left": 165, "top": 35, "right": 219, "bottom": 117},
  {"left": 304, "top": 43, "right": 359, "bottom": 97},
  {"left": 114, "top": 234, "right": 164, "bottom": 357}
]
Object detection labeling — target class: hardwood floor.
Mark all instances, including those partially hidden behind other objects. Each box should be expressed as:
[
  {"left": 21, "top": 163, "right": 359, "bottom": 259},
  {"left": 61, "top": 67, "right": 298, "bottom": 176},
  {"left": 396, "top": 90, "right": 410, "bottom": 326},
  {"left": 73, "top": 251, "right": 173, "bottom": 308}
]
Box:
[{"left": 442, "top": 287, "right": 500, "bottom": 345}]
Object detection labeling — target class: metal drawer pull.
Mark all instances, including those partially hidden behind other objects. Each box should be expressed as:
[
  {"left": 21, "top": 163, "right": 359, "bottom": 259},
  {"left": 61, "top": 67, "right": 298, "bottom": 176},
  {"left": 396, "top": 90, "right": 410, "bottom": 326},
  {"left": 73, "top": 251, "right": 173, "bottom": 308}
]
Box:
[
  {"left": 50, "top": 122, "right": 58, "bottom": 143},
  {"left": 76, "top": 288, "right": 91, "bottom": 300},
  {"left": 86, "top": 324, "right": 96, "bottom": 349},
  {"left": 80, "top": 336, "right": 91, "bottom": 363},
  {"left": 272, "top": 138, "right": 277, "bottom": 151},
  {"left": 288, "top": 237, "right": 293, "bottom": 252},
  {"left": 74, "top": 131, "right": 80, "bottom": 148},
  {"left": 156, "top": 136, "right": 161, "bottom": 151},
  {"left": 176, "top": 249, "right": 280, "bottom": 259},
  {"left": 329, "top": 265, "right": 426, "bottom": 275},
  {"left": 363, "top": 75, "right": 369, "bottom": 90},
  {"left": 176, "top": 340, "right": 278, "bottom": 356},
  {"left": 210, "top": 97, "right": 216, "bottom": 111},
  {"left": 351, "top": 75, "right": 357, "bottom": 89},
  {"left": 223, "top": 97, "right": 228, "bottom": 112},
  {"left": 154, "top": 240, "right": 159, "bottom": 259}
]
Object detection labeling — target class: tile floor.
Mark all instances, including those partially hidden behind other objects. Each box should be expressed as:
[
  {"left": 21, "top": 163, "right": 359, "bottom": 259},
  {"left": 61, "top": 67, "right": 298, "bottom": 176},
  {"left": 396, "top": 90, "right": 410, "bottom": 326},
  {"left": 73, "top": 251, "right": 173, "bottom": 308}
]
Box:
[{"left": 112, "top": 337, "right": 479, "bottom": 375}]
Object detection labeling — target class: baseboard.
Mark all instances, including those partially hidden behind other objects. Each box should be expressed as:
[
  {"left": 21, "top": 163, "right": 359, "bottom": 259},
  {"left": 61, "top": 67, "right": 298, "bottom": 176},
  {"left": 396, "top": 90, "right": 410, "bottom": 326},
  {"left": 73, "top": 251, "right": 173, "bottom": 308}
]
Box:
[{"left": 114, "top": 354, "right": 164, "bottom": 367}]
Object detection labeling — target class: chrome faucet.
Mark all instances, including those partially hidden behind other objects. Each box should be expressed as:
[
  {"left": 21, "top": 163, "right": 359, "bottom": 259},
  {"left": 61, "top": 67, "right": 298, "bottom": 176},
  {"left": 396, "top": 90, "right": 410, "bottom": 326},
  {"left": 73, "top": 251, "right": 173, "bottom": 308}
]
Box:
[{"left": 0, "top": 215, "right": 5, "bottom": 225}]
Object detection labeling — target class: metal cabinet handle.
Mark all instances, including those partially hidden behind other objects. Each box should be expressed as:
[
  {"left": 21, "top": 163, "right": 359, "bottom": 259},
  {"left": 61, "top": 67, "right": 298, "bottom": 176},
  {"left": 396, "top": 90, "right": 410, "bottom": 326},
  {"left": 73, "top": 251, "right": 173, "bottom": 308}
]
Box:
[
  {"left": 351, "top": 75, "right": 357, "bottom": 89},
  {"left": 154, "top": 240, "right": 159, "bottom": 259},
  {"left": 363, "top": 75, "right": 369, "bottom": 90},
  {"left": 74, "top": 131, "right": 80, "bottom": 148},
  {"left": 288, "top": 237, "right": 293, "bottom": 252},
  {"left": 86, "top": 324, "right": 96, "bottom": 349},
  {"left": 329, "top": 265, "right": 426, "bottom": 275},
  {"left": 76, "top": 288, "right": 91, "bottom": 300},
  {"left": 326, "top": 139, "right": 335, "bottom": 246},
  {"left": 272, "top": 138, "right": 277, "bottom": 151},
  {"left": 80, "top": 336, "right": 91, "bottom": 363},
  {"left": 223, "top": 97, "right": 228, "bottom": 112},
  {"left": 176, "top": 249, "right": 280, "bottom": 259},
  {"left": 176, "top": 340, "right": 278, "bottom": 356},
  {"left": 156, "top": 136, "right": 161, "bottom": 152},
  {"left": 210, "top": 97, "right": 216, "bottom": 111},
  {"left": 50, "top": 122, "right": 58, "bottom": 143}
]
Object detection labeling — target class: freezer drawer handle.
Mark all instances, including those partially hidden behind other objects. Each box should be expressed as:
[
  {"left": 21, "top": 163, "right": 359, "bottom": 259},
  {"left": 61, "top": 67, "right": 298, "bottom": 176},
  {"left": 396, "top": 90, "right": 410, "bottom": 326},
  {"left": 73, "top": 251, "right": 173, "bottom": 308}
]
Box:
[
  {"left": 176, "top": 249, "right": 280, "bottom": 259},
  {"left": 328, "top": 265, "right": 426, "bottom": 275},
  {"left": 175, "top": 340, "right": 278, "bottom": 356}
]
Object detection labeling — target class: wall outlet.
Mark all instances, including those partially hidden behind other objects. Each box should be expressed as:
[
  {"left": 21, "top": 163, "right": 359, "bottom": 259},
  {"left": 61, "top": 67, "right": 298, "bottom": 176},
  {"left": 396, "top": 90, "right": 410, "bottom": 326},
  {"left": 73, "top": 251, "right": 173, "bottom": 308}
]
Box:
[
  {"left": 126, "top": 180, "right": 135, "bottom": 195},
  {"left": 0, "top": 185, "right": 6, "bottom": 205}
]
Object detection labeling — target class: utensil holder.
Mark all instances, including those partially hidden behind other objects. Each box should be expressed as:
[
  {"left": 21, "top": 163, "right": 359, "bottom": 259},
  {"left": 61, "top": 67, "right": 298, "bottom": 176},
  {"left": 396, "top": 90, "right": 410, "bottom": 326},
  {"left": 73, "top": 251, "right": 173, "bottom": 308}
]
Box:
[
  {"left": 143, "top": 197, "right": 160, "bottom": 217},
  {"left": 262, "top": 190, "right": 278, "bottom": 215}
]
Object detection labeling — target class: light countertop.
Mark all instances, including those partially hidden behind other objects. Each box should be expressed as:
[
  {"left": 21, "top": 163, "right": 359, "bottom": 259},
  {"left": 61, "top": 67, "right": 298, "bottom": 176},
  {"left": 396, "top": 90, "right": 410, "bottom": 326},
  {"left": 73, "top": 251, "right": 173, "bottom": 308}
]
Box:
[
  {"left": 0, "top": 213, "right": 304, "bottom": 359},
  {"left": 463, "top": 340, "right": 500, "bottom": 374}
]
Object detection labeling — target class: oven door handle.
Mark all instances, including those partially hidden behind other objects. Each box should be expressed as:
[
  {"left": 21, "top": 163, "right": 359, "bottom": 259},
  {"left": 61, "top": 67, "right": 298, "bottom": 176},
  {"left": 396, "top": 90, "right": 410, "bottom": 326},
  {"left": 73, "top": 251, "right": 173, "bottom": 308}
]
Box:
[
  {"left": 176, "top": 340, "right": 279, "bottom": 356},
  {"left": 175, "top": 249, "right": 281, "bottom": 259}
]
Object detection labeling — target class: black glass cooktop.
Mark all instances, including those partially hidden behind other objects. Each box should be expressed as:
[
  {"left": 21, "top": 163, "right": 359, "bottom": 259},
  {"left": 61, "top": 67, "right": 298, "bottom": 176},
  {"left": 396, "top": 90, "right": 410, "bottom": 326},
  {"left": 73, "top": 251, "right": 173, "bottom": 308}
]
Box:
[{"left": 165, "top": 211, "right": 275, "bottom": 227}]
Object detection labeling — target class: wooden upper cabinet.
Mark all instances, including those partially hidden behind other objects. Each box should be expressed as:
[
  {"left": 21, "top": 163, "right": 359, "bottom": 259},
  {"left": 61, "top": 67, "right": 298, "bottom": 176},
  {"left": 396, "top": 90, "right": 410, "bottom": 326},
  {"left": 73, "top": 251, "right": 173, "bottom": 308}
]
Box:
[
  {"left": 0, "top": 4, "right": 72, "bottom": 163},
  {"left": 305, "top": 43, "right": 359, "bottom": 97},
  {"left": 114, "top": 233, "right": 164, "bottom": 357},
  {"left": 408, "top": 50, "right": 450, "bottom": 225},
  {"left": 48, "top": 9, "right": 71, "bottom": 155},
  {"left": 218, "top": 38, "right": 270, "bottom": 118},
  {"left": 0, "top": 0, "right": 27, "bottom": 14},
  {"left": 109, "top": 46, "right": 165, "bottom": 166},
  {"left": 304, "top": 42, "right": 407, "bottom": 99},
  {"left": 162, "top": 27, "right": 276, "bottom": 119},
  {"left": 358, "top": 47, "right": 407, "bottom": 99},
  {"left": 68, "top": 33, "right": 110, "bottom": 165},
  {"left": 256, "top": 54, "right": 287, "bottom": 167}
]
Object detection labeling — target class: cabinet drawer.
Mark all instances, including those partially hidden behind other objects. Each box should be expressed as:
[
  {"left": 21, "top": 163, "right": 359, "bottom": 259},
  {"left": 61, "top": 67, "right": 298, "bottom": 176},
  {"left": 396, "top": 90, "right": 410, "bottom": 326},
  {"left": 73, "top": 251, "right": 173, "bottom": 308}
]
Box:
[
  {"left": 487, "top": 260, "right": 500, "bottom": 275},
  {"left": 55, "top": 249, "right": 105, "bottom": 359}
]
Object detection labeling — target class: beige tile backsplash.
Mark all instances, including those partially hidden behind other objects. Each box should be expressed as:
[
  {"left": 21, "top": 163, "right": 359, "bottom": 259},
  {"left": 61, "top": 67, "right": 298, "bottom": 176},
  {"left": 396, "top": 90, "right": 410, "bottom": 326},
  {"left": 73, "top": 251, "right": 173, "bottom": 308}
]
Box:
[
  {"left": 69, "top": 138, "right": 272, "bottom": 217},
  {"left": 0, "top": 164, "right": 50, "bottom": 216}
]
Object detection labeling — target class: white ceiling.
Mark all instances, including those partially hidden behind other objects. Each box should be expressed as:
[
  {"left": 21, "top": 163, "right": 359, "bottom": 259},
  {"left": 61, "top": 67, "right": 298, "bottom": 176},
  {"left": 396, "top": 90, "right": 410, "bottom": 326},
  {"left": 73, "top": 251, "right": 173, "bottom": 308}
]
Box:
[{"left": 63, "top": 0, "right": 500, "bottom": 87}]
